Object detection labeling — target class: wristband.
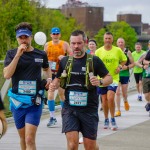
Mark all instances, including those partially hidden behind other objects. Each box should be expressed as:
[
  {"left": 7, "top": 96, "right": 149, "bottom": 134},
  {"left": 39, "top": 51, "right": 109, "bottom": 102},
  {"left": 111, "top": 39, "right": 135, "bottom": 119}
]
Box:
[
  {"left": 99, "top": 79, "right": 103, "bottom": 85},
  {"left": 119, "top": 66, "right": 122, "bottom": 70},
  {"left": 47, "top": 78, "right": 52, "bottom": 81}
]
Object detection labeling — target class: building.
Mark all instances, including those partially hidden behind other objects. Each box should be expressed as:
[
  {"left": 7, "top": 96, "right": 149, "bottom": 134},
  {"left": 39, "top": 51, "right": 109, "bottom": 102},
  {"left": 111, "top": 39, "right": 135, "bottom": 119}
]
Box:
[
  {"left": 61, "top": 0, "right": 104, "bottom": 37},
  {"left": 117, "top": 13, "right": 142, "bottom": 35}
]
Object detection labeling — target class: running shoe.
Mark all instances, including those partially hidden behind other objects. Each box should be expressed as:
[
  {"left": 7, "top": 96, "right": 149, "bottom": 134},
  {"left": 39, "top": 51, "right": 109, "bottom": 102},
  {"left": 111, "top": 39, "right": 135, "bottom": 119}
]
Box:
[
  {"left": 111, "top": 118, "right": 118, "bottom": 131},
  {"left": 124, "top": 101, "right": 130, "bottom": 111},
  {"left": 138, "top": 96, "right": 142, "bottom": 101},
  {"left": 104, "top": 118, "right": 109, "bottom": 129},
  {"left": 100, "top": 107, "right": 103, "bottom": 111},
  {"left": 115, "top": 111, "right": 121, "bottom": 117},
  {"left": 79, "top": 137, "right": 83, "bottom": 144},
  {"left": 47, "top": 117, "right": 57, "bottom": 127},
  {"left": 145, "top": 103, "right": 150, "bottom": 112}
]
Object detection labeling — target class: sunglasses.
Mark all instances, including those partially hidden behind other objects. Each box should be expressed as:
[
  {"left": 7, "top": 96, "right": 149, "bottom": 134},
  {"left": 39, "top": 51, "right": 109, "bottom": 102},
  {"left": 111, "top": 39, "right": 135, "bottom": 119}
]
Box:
[{"left": 52, "top": 33, "right": 59, "bottom": 35}]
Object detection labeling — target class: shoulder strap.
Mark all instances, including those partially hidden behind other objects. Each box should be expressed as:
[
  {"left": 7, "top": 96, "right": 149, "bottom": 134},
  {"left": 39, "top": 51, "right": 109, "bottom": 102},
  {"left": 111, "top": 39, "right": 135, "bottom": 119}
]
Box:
[
  {"left": 124, "top": 48, "right": 128, "bottom": 55},
  {"left": 63, "top": 54, "right": 94, "bottom": 89},
  {"left": 65, "top": 56, "right": 73, "bottom": 85},
  {"left": 85, "top": 54, "right": 94, "bottom": 89}
]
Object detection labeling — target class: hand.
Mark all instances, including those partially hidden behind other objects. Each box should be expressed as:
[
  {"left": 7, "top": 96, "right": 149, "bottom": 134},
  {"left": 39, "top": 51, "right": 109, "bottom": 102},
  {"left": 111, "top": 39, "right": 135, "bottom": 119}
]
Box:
[
  {"left": 48, "top": 83, "right": 56, "bottom": 92},
  {"left": 122, "top": 65, "right": 128, "bottom": 70},
  {"left": 115, "top": 66, "right": 121, "bottom": 74},
  {"left": 144, "top": 64, "right": 149, "bottom": 69},
  {"left": 58, "top": 55, "right": 65, "bottom": 60},
  {"left": 45, "top": 78, "right": 52, "bottom": 90},
  {"left": 89, "top": 76, "right": 99, "bottom": 86},
  {"left": 16, "top": 44, "right": 28, "bottom": 57}
]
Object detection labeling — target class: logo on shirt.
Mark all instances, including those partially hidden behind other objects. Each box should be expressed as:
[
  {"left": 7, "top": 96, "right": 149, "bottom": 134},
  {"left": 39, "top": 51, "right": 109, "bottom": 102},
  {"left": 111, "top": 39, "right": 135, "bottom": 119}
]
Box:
[
  {"left": 35, "top": 58, "right": 43, "bottom": 63},
  {"left": 82, "top": 67, "right": 86, "bottom": 71}
]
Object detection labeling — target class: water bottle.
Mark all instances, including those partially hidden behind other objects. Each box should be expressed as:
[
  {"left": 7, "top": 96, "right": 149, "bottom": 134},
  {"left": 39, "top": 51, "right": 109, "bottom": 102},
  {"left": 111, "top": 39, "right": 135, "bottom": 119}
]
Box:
[
  {"left": 61, "top": 70, "right": 67, "bottom": 77},
  {"left": 89, "top": 72, "right": 94, "bottom": 78},
  {"left": 35, "top": 94, "right": 41, "bottom": 105},
  {"left": 60, "top": 70, "right": 67, "bottom": 88}
]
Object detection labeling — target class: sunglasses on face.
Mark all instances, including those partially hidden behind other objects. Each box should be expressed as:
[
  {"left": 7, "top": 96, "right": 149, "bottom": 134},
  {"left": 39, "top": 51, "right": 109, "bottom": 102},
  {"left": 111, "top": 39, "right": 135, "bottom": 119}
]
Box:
[{"left": 52, "top": 33, "right": 59, "bottom": 35}]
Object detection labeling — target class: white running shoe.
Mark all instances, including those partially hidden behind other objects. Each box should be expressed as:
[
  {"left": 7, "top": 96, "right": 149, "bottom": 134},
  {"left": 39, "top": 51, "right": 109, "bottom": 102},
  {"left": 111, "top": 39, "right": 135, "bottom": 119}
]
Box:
[{"left": 79, "top": 137, "right": 83, "bottom": 144}]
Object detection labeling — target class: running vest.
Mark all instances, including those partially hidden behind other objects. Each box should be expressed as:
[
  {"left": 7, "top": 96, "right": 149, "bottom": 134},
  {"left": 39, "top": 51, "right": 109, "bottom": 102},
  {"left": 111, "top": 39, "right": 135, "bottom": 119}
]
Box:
[
  {"left": 60, "top": 54, "right": 95, "bottom": 90},
  {"left": 120, "top": 48, "right": 130, "bottom": 76},
  {"left": 47, "top": 40, "right": 65, "bottom": 72}
]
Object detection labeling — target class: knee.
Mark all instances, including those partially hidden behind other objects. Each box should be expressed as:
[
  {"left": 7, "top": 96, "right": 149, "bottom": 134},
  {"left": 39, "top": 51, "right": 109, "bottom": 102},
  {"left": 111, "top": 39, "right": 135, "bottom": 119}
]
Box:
[
  {"left": 25, "top": 135, "right": 35, "bottom": 146},
  {"left": 68, "top": 141, "right": 78, "bottom": 150},
  {"left": 116, "top": 91, "right": 120, "bottom": 97}
]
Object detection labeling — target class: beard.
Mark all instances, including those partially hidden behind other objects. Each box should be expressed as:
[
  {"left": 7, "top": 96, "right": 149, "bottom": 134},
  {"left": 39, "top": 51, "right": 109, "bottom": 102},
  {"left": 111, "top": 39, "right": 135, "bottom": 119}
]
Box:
[{"left": 74, "top": 50, "right": 84, "bottom": 57}]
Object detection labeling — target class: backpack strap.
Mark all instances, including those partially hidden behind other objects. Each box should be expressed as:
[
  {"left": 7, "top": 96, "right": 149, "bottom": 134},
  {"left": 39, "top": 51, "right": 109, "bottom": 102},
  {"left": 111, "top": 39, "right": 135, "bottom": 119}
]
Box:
[
  {"left": 65, "top": 56, "right": 73, "bottom": 86},
  {"left": 60, "top": 54, "right": 94, "bottom": 90},
  {"left": 85, "top": 54, "right": 94, "bottom": 89}
]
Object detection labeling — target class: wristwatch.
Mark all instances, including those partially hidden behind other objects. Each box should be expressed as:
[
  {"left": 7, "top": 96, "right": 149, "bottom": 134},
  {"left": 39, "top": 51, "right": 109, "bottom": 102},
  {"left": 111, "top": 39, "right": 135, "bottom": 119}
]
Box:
[{"left": 99, "top": 79, "right": 103, "bottom": 85}]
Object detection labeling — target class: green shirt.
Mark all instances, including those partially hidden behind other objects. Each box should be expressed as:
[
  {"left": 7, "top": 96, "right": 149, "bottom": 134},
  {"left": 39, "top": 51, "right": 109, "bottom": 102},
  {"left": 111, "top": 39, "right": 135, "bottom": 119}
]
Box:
[
  {"left": 95, "top": 45, "right": 127, "bottom": 84},
  {"left": 119, "top": 69, "right": 130, "bottom": 77},
  {"left": 132, "top": 50, "right": 145, "bottom": 73}
]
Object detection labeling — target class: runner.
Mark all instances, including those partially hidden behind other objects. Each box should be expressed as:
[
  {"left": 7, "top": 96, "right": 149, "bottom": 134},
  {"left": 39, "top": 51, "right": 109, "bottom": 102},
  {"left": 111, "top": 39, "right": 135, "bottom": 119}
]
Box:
[
  {"left": 115, "top": 38, "right": 134, "bottom": 117},
  {"left": 132, "top": 42, "right": 145, "bottom": 101},
  {"left": 49, "top": 30, "right": 112, "bottom": 150},
  {"left": 3, "top": 22, "right": 51, "bottom": 149},
  {"left": 44, "top": 27, "right": 72, "bottom": 127},
  {"left": 95, "top": 32, "right": 127, "bottom": 130}
]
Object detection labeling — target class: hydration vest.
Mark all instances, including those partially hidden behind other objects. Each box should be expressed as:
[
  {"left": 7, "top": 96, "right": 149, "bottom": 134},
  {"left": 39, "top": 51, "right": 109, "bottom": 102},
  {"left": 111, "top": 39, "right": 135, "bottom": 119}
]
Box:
[
  {"left": 60, "top": 54, "right": 95, "bottom": 90},
  {"left": 124, "top": 48, "right": 130, "bottom": 66}
]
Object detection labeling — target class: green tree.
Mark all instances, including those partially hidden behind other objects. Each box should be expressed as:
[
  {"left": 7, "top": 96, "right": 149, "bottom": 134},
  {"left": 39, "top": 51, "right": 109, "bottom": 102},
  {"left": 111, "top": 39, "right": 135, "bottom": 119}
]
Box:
[
  {"left": 94, "top": 21, "right": 137, "bottom": 51},
  {"left": 0, "top": 0, "right": 81, "bottom": 58}
]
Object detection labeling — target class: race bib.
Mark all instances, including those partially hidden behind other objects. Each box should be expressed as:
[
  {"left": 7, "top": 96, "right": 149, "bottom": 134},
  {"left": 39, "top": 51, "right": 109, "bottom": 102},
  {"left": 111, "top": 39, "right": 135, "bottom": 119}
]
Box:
[
  {"left": 18, "top": 80, "right": 36, "bottom": 95},
  {"left": 49, "top": 61, "right": 56, "bottom": 70},
  {"left": 69, "top": 91, "right": 88, "bottom": 106}
]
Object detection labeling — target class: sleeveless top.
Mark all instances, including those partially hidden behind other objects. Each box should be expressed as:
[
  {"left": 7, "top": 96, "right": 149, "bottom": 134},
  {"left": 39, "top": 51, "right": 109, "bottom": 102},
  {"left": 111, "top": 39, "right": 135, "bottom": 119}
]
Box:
[
  {"left": 47, "top": 40, "right": 65, "bottom": 72},
  {"left": 120, "top": 48, "right": 130, "bottom": 77}
]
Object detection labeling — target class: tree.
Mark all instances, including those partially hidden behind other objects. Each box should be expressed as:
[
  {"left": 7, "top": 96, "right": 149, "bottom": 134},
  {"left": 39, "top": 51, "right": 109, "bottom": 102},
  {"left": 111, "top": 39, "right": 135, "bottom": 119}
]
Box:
[
  {"left": 94, "top": 21, "right": 137, "bottom": 51},
  {"left": 0, "top": 0, "right": 81, "bottom": 58}
]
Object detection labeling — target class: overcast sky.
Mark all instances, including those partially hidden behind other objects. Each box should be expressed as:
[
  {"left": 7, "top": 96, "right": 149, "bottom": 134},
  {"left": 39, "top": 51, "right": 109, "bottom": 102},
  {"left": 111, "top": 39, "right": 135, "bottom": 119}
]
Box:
[{"left": 45, "top": 0, "right": 150, "bottom": 24}]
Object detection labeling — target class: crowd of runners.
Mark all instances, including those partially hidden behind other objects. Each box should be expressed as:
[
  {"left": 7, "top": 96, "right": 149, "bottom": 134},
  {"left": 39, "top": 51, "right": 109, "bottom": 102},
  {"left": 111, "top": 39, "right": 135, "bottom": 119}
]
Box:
[{"left": 1, "top": 21, "right": 150, "bottom": 150}]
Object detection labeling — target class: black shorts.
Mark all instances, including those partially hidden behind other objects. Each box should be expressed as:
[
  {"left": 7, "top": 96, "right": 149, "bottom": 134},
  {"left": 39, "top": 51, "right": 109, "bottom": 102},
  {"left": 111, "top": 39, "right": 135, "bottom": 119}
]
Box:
[
  {"left": 62, "top": 108, "right": 99, "bottom": 140},
  {"left": 119, "top": 76, "right": 130, "bottom": 84},
  {"left": 134, "top": 73, "right": 143, "bottom": 84}
]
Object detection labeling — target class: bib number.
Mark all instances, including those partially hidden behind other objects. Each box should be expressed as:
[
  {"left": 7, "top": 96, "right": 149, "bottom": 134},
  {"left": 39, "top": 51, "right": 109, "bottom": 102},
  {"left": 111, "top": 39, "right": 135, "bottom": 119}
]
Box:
[
  {"left": 49, "top": 61, "right": 56, "bottom": 70},
  {"left": 69, "top": 91, "right": 88, "bottom": 106},
  {"left": 18, "top": 80, "right": 36, "bottom": 95}
]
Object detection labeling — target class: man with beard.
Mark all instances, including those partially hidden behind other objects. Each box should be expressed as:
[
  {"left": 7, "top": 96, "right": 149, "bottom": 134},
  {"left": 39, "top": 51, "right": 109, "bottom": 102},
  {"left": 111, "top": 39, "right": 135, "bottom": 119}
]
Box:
[
  {"left": 48, "top": 30, "right": 112, "bottom": 150},
  {"left": 3, "top": 22, "right": 51, "bottom": 149}
]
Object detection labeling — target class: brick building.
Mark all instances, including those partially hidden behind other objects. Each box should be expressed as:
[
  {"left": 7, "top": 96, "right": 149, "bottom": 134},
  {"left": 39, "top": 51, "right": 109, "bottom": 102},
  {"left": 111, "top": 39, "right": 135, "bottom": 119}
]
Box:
[
  {"left": 117, "top": 13, "right": 142, "bottom": 35},
  {"left": 61, "top": 0, "right": 104, "bottom": 37}
]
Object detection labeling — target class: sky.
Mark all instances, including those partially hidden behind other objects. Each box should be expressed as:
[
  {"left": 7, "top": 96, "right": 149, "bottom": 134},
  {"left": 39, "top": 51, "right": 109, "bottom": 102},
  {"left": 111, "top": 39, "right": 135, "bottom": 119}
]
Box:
[{"left": 44, "top": 0, "right": 150, "bottom": 24}]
